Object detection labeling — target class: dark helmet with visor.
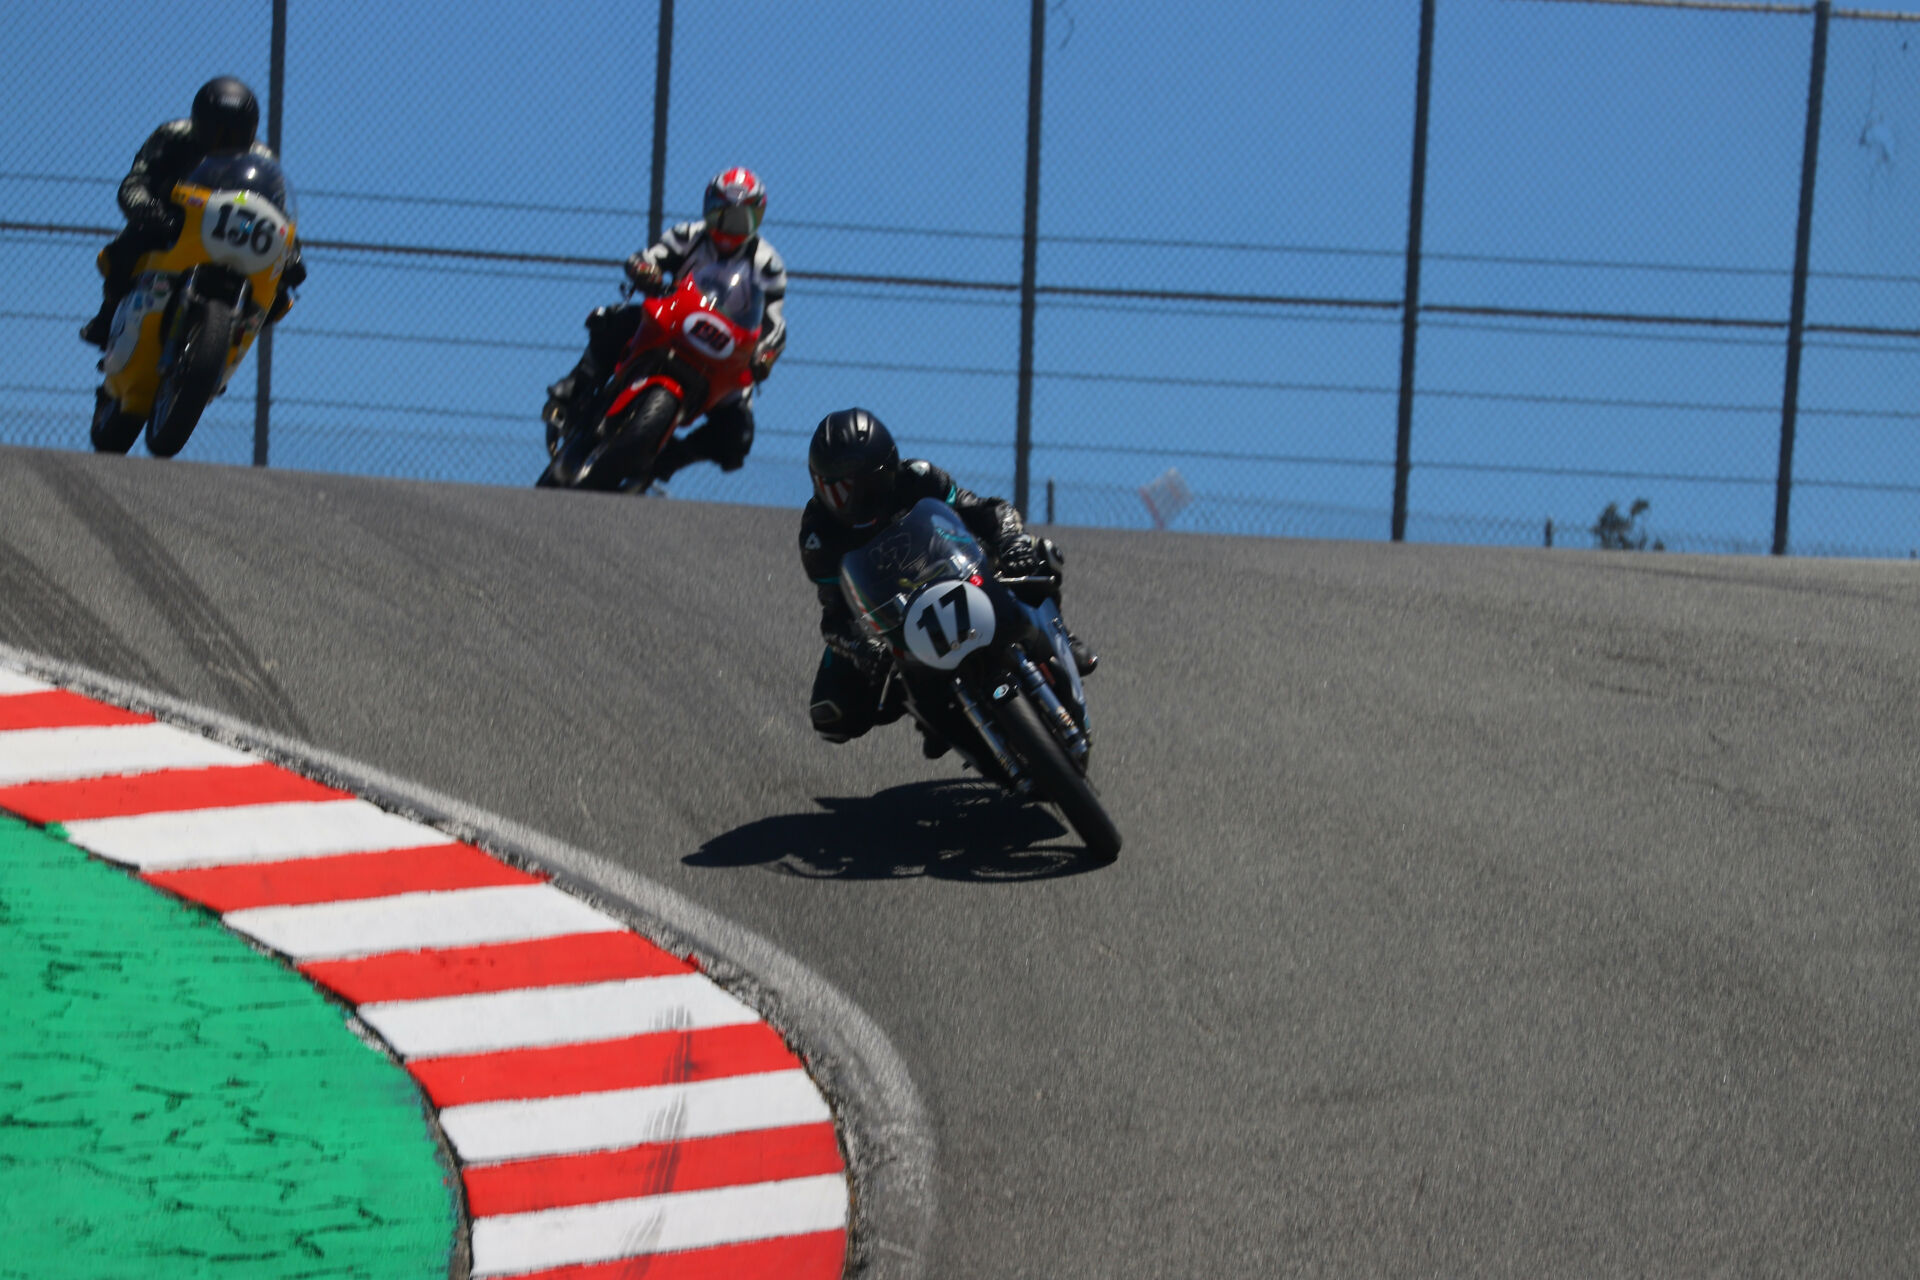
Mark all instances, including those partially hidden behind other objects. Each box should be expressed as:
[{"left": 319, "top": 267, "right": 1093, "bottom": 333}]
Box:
[
  {"left": 809, "top": 408, "right": 899, "bottom": 527},
  {"left": 703, "top": 167, "right": 766, "bottom": 254},
  {"left": 192, "top": 77, "right": 259, "bottom": 154}
]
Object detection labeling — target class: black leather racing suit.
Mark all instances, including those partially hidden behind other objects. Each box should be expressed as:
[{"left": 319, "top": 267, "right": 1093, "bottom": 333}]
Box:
[
  {"left": 799, "top": 459, "right": 1032, "bottom": 743},
  {"left": 86, "top": 121, "right": 307, "bottom": 344}
]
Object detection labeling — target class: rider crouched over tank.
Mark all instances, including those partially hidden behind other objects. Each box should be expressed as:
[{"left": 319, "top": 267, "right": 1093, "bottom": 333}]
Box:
[
  {"left": 799, "top": 408, "right": 1097, "bottom": 754},
  {"left": 545, "top": 167, "right": 786, "bottom": 488},
  {"left": 81, "top": 76, "right": 305, "bottom": 351}
]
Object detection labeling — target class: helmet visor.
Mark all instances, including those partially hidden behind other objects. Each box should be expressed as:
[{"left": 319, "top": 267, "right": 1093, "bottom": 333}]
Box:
[
  {"left": 197, "top": 115, "right": 255, "bottom": 154},
  {"left": 705, "top": 202, "right": 763, "bottom": 241},
  {"left": 815, "top": 467, "right": 888, "bottom": 525}
]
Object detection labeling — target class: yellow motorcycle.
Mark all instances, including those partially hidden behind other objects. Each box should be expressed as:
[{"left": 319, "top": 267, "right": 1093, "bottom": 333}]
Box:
[{"left": 91, "top": 150, "right": 299, "bottom": 457}]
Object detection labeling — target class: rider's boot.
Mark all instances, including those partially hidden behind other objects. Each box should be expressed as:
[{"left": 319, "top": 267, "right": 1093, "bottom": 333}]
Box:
[
  {"left": 650, "top": 435, "right": 695, "bottom": 483},
  {"left": 917, "top": 720, "right": 951, "bottom": 759},
  {"left": 543, "top": 350, "right": 604, "bottom": 432},
  {"left": 80, "top": 279, "right": 123, "bottom": 351},
  {"left": 1067, "top": 633, "right": 1098, "bottom": 677}
]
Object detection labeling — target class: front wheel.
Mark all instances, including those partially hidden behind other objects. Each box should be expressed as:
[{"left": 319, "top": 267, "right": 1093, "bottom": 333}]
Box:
[
  {"left": 559, "top": 386, "right": 680, "bottom": 491},
  {"left": 146, "top": 298, "right": 233, "bottom": 458},
  {"left": 994, "top": 690, "right": 1122, "bottom": 862},
  {"left": 599, "top": 385, "right": 681, "bottom": 492}
]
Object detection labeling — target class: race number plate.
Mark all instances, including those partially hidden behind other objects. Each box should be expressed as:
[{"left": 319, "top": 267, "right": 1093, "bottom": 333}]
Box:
[
  {"left": 200, "top": 192, "right": 291, "bottom": 275},
  {"left": 901, "top": 581, "right": 995, "bottom": 670},
  {"left": 680, "top": 312, "right": 737, "bottom": 359}
]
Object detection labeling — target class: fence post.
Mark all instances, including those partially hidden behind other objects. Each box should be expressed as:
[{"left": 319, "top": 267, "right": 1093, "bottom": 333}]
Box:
[
  {"left": 1392, "top": 0, "right": 1436, "bottom": 542},
  {"left": 1775, "top": 0, "right": 1830, "bottom": 557},
  {"left": 647, "top": 0, "right": 674, "bottom": 247},
  {"left": 1014, "top": 0, "right": 1046, "bottom": 519},
  {"left": 253, "top": 0, "right": 287, "bottom": 468}
]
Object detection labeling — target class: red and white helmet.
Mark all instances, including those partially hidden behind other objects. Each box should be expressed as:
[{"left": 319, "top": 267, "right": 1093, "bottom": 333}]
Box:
[{"left": 703, "top": 167, "right": 766, "bottom": 254}]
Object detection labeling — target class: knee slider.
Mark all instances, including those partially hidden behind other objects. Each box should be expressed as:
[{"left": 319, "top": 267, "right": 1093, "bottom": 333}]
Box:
[{"left": 811, "top": 700, "right": 869, "bottom": 744}]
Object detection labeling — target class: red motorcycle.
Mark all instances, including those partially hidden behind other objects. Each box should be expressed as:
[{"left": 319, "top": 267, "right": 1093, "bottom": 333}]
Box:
[{"left": 537, "top": 259, "right": 765, "bottom": 490}]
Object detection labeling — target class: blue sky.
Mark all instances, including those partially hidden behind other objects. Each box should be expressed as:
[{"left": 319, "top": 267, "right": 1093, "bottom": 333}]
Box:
[{"left": 5, "top": 1, "right": 1919, "bottom": 555}]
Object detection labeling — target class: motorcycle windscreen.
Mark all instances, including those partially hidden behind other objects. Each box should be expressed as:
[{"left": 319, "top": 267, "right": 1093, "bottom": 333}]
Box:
[
  {"left": 690, "top": 260, "right": 764, "bottom": 332},
  {"left": 184, "top": 151, "right": 297, "bottom": 219},
  {"left": 839, "top": 499, "right": 986, "bottom": 638}
]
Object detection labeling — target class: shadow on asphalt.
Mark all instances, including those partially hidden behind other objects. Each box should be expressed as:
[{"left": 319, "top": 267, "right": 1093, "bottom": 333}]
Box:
[{"left": 683, "top": 779, "right": 1107, "bottom": 882}]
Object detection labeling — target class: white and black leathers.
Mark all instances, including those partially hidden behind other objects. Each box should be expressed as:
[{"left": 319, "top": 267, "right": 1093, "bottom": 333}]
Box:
[{"left": 636, "top": 221, "right": 787, "bottom": 367}]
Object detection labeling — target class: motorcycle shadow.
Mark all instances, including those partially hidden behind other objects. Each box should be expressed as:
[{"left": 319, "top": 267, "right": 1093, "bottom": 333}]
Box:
[{"left": 682, "top": 780, "right": 1107, "bottom": 882}]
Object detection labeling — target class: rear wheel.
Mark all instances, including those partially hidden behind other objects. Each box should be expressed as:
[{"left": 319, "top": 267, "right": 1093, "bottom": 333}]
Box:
[
  {"left": 994, "top": 690, "right": 1121, "bottom": 862},
  {"left": 146, "top": 299, "right": 233, "bottom": 458},
  {"left": 90, "top": 389, "right": 143, "bottom": 454}
]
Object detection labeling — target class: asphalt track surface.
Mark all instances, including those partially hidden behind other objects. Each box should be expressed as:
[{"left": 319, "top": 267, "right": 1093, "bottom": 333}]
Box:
[{"left": 4, "top": 443, "right": 1919, "bottom": 1278}]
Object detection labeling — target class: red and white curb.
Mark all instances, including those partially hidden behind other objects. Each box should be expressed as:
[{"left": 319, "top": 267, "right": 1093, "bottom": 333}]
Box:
[{"left": 0, "top": 667, "right": 849, "bottom": 1279}]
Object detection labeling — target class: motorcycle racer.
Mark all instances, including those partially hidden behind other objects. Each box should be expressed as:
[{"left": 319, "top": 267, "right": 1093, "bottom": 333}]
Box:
[
  {"left": 545, "top": 167, "right": 787, "bottom": 486},
  {"left": 81, "top": 76, "right": 307, "bottom": 350},
  {"left": 799, "top": 407, "right": 1096, "bottom": 748}
]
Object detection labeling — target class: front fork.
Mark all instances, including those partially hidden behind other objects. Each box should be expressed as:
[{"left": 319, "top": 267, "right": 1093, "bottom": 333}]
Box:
[
  {"left": 936, "top": 647, "right": 1088, "bottom": 793},
  {"left": 950, "top": 678, "right": 1026, "bottom": 790},
  {"left": 1011, "top": 651, "right": 1089, "bottom": 764},
  {"left": 160, "top": 268, "right": 249, "bottom": 378}
]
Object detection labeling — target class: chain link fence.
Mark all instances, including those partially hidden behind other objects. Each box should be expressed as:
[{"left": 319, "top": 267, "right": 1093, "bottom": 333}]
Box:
[{"left": 4, "top": 1, "right": 1917, "bottom": 556}]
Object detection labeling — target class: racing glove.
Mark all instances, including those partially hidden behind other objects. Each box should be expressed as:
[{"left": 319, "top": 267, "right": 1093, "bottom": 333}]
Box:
[
  {"left": 133, "top": 203, "right": 185, "bottom": 243},
  {"left": 749, "top": 344, "right": 779, "bottom": 381},
  {"left": 824, "top": 624, "right": 891, "bottom": 677},
  {"left": 624, "top": 254, "right": 665, "bottom": 295},
  {"left": 994, "top": 534, "right": 1044, "bottom": 579}
]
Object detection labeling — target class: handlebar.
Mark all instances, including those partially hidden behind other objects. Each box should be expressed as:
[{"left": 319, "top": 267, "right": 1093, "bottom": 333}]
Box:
[{"left": 998, "top": 572, "right": 1062, "bottom": 604}]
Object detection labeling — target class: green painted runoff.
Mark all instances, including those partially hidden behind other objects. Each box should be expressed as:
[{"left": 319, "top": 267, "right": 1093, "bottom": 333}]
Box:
[{"left": 0, "top": 813, "right": 455, "bottom": 1278}]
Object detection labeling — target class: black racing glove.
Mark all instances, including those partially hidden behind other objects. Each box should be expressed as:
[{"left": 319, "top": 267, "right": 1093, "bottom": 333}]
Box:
[
  {"left": 133, "top": 203, "right": 185, "bottom": 242},
  {"left": 994, "top": 534, "right": 1044, "bottom": 579},
  {"left": 825, "top": 625, "right": 891, "bottom": 676}
]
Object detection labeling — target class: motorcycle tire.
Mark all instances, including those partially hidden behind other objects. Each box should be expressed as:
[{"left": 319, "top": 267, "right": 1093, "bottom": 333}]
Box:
[
  {"left": 146, "top": 298, "right": 232, "bottom": 459},
  {"left": 602, "top": 385, "right": 681, "bottom": 492},
  {"left": 993, "top": 689, "right": 1122, "bottom": 862},
  {"left": 90, "top": 390, "right": 143, "bottom": 455}
]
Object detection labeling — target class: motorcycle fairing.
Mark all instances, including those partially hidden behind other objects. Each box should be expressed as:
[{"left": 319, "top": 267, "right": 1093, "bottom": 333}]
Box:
[
  {"left": 102, "top": 274, "right": 174, "bottom": 377},
  {"left": 605, "top": 374, "right": 688, "bottom": 425}
]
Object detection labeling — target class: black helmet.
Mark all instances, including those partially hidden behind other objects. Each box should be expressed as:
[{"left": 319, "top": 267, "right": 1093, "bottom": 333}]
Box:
[
  {"left": 809, "top": 408, "right": 899, "bottom": 527},
  {"left": 192, "top": 77, "right": 259, "bottom": 154}
]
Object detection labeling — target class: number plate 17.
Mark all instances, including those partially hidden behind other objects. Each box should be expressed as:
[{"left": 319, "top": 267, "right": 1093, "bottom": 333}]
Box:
[{"left": 902, "top": 581, "right": 995, "bottom": 670}]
